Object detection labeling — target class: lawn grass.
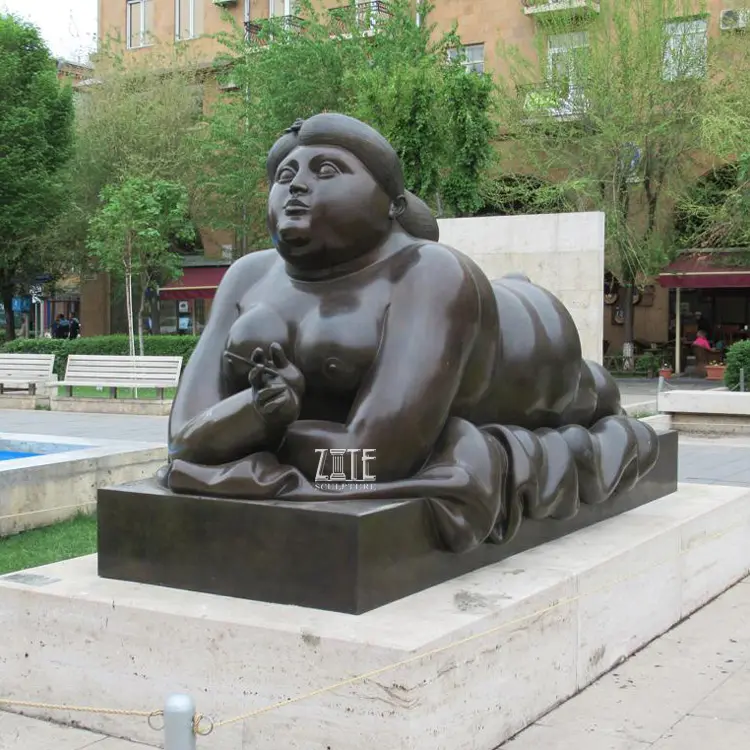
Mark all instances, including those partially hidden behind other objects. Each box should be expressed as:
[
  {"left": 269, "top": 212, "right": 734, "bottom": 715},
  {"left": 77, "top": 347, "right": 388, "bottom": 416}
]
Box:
[
  {"left": 0, "top": 514, "right": 97, "bottom": 575},
  {"left": 54, "top": 386, "right": 177, "bottom": 400}
]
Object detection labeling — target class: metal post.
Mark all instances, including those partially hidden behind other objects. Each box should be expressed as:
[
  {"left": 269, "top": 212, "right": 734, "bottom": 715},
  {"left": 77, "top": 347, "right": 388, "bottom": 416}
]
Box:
[
  {"left": 675, "top": 287, "right": 682, "bottom": 375},
  {"left": 741, "top": 367, "right": 745, "bottom": 393},
  {"left": 164, "top": 694, "right": 196, "bottom": 750}
]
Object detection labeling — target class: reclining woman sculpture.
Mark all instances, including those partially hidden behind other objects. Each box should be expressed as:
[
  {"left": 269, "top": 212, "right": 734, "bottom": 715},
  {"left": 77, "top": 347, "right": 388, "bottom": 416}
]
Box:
[{"left": 162, "top": 113, "right": 658, "bottom": 554}]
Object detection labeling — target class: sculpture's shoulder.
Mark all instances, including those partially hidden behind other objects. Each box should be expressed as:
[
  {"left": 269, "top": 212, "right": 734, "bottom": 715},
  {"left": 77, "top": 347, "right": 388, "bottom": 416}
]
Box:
[
  {"left": 217, "top": 249, "right": 279, "bottom": 296},
  {"left": 407, "top": 242, "right": 479, "bottom": 285},
  {"left": 404, "top": 241, "right": 488, "bottom": 300}
]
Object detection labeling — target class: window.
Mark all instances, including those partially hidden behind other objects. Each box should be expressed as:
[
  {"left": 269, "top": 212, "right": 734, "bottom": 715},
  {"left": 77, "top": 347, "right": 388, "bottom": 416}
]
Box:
[
  {"left": 176, "top": 0, "right": 203, "bottom": 41},
  {"left": 547, "top": 31, "right": 589, "bottom": 88},
  {"left": 663, "top": 17, "right": 708, "bottom": 81},
  {"left": 448, "top": 43, "right": 485, "bottom": 74},
  {"left": 127, "top": 0, "right": 153, "bottom": 49},
  {"left": 269, "top": 0, "right": 297, "bottom": 16}
]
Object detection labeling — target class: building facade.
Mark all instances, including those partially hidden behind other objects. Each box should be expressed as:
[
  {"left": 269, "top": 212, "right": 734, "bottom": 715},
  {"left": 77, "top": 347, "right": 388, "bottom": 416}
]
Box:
[{"left": 94, "top": 0, "right": 735, "bottom": 355}]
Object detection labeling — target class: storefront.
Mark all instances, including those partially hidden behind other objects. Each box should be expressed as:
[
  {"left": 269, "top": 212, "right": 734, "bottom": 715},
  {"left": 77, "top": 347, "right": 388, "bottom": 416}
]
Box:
[
  {"left": 157, "top": 263, "right": 230, "bottom": 335},
  {"left": 658, "top": 252, "right": 750, "bottom": 373}
]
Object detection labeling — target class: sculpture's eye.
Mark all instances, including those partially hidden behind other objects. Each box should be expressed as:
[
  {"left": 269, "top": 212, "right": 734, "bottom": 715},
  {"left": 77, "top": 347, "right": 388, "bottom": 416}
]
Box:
[
  {"left": 276, "top": 166, "right": 296, "bottom": 183},
  {"left": 317, "top": 162, "right": 340, "bottom": 178}
]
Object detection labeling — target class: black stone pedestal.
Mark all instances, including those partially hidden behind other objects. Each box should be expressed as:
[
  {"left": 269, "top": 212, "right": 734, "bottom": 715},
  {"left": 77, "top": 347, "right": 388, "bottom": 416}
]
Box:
[{"left": 97, "top": 430, "right": 678, "bottom": 614}]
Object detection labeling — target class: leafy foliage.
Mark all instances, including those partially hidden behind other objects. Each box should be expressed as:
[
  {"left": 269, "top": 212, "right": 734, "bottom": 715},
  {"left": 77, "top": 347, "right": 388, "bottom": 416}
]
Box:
[
  {"left": 201, "top": 0, "right": 496, "bottom": 251},
  {"left": 58, "top": 45, "right": 206, "bottom": 278},
  {"left": 0, "top": 14, "right": 74, "bottom": 340},
  {"left": 1, "top": 334, "right": 199, "bottom": 379},
  {"left": 86, "top": 178, "right": 195, "bottom": 355},
  {"left": 724, "top": 339, "right": 750, "bottom": 391}
]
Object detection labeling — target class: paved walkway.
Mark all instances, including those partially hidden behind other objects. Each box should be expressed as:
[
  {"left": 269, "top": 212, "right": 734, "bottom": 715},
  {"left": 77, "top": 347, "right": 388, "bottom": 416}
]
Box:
[{"left": 506, "top": 576, "right": 750, "bottom": 750}]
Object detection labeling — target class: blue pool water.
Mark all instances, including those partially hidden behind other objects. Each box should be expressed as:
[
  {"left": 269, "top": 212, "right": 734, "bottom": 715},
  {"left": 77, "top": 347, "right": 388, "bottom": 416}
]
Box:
[{"left": 0, "top": 450, "right": 39, "bottom": 461}]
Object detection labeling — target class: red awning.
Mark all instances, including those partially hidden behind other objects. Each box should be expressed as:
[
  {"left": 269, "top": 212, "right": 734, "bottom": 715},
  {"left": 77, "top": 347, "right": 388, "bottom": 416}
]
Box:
[
  {"left": 658, "top": 253, "right": 750, "bottom": 289},
  {"left": 158, "top": 266, "right": 229, "bottom": 300}
]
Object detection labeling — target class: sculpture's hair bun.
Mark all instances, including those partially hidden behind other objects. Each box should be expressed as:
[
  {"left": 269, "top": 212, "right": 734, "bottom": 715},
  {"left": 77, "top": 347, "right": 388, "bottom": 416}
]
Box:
[
  {"left": 400, "top": 191, "right": 440, "bottom": 242},
  {"left": 268, "top": 113, "right": 439, "bottom": 242}
]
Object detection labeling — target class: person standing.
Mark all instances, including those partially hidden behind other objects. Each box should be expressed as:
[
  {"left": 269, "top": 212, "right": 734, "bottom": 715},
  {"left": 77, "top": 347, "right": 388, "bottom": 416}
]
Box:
[
  {"left": 53, "top": 314, "right": 69, "bottom": 339},
  {"left": 68, "top": 312, "right": 80, "bottom": 340}
]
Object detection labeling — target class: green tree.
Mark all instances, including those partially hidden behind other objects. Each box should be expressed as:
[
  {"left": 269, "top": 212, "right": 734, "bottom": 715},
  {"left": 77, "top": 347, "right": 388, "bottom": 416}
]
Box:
[
  {"left": 0, "top": 15, "right": 74, "bottom": 341},
  {"left": 58, "top": 44, "right": 205, "bottom": 325},
  {"left": 201, "top": 0, "right": 496, "bottom": 253},
  {"left": 492, "top": 0, "right": 750, "bottom": 367},
  {"left": 86, "top": 178, "right": 195, "bottom": 356}
]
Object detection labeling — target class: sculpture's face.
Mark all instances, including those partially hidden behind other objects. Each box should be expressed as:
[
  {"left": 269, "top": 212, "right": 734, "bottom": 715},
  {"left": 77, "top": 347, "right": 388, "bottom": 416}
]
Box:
[{"left": 268, "top": 145, "right": 393, "bottom": 269}]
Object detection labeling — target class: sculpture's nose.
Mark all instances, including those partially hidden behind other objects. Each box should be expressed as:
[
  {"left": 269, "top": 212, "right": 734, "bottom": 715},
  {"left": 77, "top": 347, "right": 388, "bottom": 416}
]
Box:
[{"left": 289, "top": 173, "right": 310, "bottom": 195}]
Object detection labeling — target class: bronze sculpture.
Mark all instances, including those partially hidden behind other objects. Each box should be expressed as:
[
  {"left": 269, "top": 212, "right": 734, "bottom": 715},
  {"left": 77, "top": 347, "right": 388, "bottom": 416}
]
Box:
[{"left": 160, "top": 112, "right": 659, "bottom": 555}]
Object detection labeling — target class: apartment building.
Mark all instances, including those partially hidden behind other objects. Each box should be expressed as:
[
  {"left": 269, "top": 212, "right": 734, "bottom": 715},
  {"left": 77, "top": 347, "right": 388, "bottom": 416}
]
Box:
[{"left": 91, "top": 0, "right": 736, "bottom": 347}]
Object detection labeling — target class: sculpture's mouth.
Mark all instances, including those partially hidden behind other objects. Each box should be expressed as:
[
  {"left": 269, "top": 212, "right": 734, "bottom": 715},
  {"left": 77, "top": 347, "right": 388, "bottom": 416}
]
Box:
[{"left": 284, "top": 199, "right": 310, "bottom": 216}]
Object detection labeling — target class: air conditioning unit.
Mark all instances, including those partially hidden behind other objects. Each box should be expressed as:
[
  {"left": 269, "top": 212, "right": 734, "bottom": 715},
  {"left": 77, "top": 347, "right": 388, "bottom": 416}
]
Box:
[
  {"left": 213, "top": 0, "right": 238, "bottom": 6},
  {"left": 720, "top": 8, "right": 750, "bottom": 31}
]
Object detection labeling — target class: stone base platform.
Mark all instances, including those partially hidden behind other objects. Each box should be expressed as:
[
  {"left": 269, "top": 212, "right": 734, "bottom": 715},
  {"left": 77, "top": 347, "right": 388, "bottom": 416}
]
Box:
[
  {"left": 50, "top": 396, "right": 173, "bottom": 416},
  {"left": 2, "top": 482, "right": 749, "bottom": 750},
  {"left": 98, "top": 430, "right": 678, "bottom": 614},
  {"left": 0, "top": 392, "right": 48, "bottom": 410},
  {"left": 658, "top": 390, "right": 750, "bottom": 435}
]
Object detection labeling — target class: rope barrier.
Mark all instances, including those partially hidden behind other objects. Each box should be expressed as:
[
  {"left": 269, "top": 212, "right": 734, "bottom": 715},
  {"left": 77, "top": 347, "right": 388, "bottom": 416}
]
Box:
[
  {"left": 208, "top": 517, "right": 740, "bottom": 731},
  {"left": 0, "top": 698, "right": 157, "bottom": 720},
  {"left": 0, "top": 491, "right": 744, "bottom": 738},
  {"left": 0, "top": 501, "right": 96, "bottom": 523}
]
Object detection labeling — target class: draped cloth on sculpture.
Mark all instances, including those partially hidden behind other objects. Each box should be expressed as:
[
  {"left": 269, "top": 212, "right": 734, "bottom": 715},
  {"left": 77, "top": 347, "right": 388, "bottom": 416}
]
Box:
[{"left": 165, "top": 414, "right": 659, "bottom": 554}]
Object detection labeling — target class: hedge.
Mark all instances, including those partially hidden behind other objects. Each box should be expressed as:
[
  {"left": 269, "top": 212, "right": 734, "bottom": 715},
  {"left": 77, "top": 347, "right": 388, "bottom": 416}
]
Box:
[
  {"left": 725, "top": 339, "right": 750, "bottom": 391},
  {"left": 0, "top": 335, "right": 200, "bottom": 379}
]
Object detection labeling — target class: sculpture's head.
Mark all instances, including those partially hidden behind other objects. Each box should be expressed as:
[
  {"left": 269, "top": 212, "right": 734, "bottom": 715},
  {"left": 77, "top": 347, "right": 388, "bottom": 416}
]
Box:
[{"left": 266, "top": 113, "right": 438, "bottom": 270}]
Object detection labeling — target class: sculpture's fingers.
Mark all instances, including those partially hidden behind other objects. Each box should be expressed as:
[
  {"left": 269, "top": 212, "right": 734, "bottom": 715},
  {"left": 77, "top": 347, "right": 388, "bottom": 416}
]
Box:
[
  {"left": 249, "top": 365, "right": 266, "bottom": 390},
  {"left": 269, "top": 342, "right": 289, "bottom": 369},
  {"left": 257, "top": 384, "right": 287, "bottom": 404},
  {"left": 250, "top": 347, "right": 266, "bottom": 366},
  {"left": 261, "top": 393, "right": 288, "bottom": 414}
]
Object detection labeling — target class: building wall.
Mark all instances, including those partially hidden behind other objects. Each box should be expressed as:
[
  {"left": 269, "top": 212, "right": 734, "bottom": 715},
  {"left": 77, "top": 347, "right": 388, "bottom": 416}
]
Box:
[
  {"left": 80, "top": 274, "right": 111, "bottom": 337},
  {"left": 438, "top": 212, "right": 605, "bottom": 363},
  {"left": 603, "top": 285, "right": 671, "bottom": 353}
]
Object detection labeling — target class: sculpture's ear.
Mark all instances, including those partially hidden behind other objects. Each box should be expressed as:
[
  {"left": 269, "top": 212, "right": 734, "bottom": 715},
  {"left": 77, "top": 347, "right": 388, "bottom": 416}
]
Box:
[{"left": 389, "top": 194, "right": 407, "bottom": 220}]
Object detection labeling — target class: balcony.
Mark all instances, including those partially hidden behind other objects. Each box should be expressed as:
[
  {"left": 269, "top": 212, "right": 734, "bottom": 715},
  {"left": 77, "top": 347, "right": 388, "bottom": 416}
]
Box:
[
  {"left": 517, "top": 81, "right": 589, "bottom": 122},
  {"left": 244, "top": 15, "right": 305, "bottom": 44},
  {"left": 522, "top": 0, "right": 600, "bottom": 23},
  {"left": 329, "top": 1, "right": 392, "bottom": 36}
]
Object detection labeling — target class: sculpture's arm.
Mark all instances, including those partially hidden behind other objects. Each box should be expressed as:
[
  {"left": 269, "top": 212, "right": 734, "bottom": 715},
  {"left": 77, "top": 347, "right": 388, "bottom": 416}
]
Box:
[
  {"left": 281, "top": 247, "right": 482, "bottom": 482},
  {"left": 168, "top": 251, "right": 280, "bottom": 465}
]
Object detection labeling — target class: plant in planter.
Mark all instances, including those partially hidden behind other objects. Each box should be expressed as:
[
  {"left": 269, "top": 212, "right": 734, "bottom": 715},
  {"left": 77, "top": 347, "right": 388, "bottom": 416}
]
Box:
[
  {"left": 705, "top": 360, "right": 727, "bottom": 382},
  {"left": 635, "top": 351, "right": 660, "bottom": 378},
  {"left": 658, "top": 362, "right": 673, "bottom": 379}
]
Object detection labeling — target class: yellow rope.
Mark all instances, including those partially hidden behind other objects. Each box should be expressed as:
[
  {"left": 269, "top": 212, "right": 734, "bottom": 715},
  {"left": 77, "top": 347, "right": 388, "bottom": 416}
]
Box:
[
  {"left": 0, "top": 698, "right": 155, "bottom": 718},
  {"left": 212, "top": 521, "right": 735, "bottom": 730},
  {"left": 0, "top": 502, "right": 96, "bottom": 523},
  {"left": 0, "top": 509, "right": 739, "bottom": 736}
]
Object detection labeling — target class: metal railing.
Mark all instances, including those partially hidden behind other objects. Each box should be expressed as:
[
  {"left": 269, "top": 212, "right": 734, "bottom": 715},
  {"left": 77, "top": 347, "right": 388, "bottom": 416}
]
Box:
[
  {"left": 244, "top": 15, "right": 305, "bottom": 44},
  {"left": 328, "top": 1, "right": 392, "bottom": 33}
]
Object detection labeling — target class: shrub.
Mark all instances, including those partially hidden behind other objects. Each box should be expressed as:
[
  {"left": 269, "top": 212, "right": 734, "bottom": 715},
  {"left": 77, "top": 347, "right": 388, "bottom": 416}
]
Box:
[
  {"left": 0, "top": 335, "right": 200, "bottom": 379},
  {"left": 635, "top": 352, "right": 660, "bottom": 377},
  {"left": 725, "top": 340, "right": 750, "bottom": 391}
]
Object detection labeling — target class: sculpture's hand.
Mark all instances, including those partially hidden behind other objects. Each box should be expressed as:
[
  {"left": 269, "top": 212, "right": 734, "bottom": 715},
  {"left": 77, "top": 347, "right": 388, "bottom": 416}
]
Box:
[
  {"left": 248, "top": 343, "right": 305, "bottom": 400},
  {"left": 254, "top": 374, "right": 301, "bottom": 427}
]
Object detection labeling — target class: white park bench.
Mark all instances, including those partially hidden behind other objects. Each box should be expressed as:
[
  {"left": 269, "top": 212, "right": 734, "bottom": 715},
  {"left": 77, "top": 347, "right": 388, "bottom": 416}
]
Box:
[
  {"left": 55, "top": 355, "right": 183, "bottom": 400},
  {"left": 0, "top": 353, "right": 57, "bottom": 395}
]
